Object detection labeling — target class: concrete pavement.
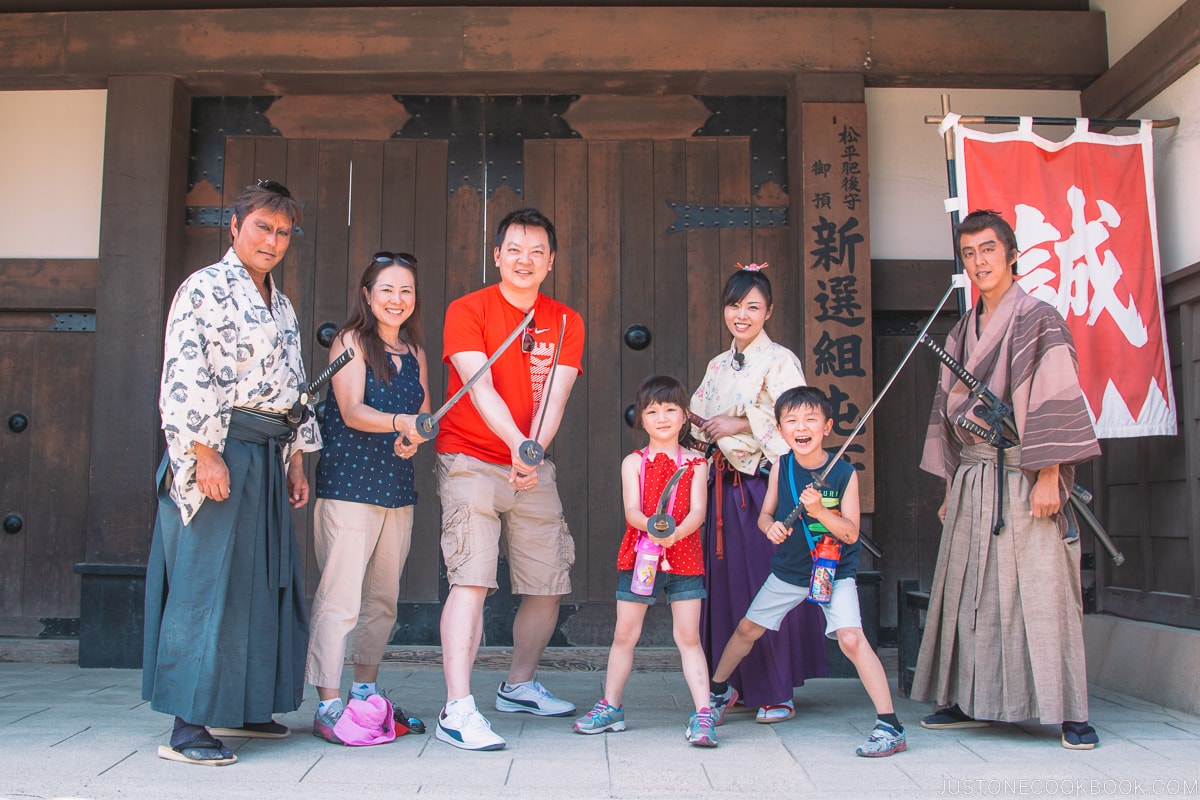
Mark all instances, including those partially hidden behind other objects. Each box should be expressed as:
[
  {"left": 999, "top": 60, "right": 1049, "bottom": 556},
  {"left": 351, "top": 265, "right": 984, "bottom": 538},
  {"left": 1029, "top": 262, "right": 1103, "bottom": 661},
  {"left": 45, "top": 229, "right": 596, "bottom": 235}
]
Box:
[{"left": 2, "top": 651, "right": 1199, "bottom": 800}]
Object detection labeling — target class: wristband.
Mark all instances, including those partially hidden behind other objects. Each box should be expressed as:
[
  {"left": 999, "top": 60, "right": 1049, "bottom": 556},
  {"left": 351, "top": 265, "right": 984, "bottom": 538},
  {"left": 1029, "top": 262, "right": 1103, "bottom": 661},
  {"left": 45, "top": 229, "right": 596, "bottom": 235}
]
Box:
[{"left": 392, "top": 413, "right": 400, "bottom": 432}]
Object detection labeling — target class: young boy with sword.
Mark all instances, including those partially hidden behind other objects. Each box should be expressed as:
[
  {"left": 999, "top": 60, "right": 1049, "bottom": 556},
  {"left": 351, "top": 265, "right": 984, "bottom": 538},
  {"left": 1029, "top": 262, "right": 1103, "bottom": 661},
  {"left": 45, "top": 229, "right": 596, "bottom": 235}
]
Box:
[
  {"left": 706, "top": 386, "right": 907, "bottom": 757},
  {"left": 431, "top": 207, "right": 586, "bottom": 751}
]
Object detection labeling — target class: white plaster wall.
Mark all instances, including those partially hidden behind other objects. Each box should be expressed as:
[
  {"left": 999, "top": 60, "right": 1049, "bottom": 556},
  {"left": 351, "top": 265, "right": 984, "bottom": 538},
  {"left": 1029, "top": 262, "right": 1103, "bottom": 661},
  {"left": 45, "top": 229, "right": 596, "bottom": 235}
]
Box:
[
  {"left": 865, "top": 88, "right": 1080, "bottom": 260},
  {"left": 1134, "top": 63, "right": 1200, "bottom": 274},
  {"left": 0, "top": 90, "right": 107, "bottom": 259},
  {"left": 1091, "top": 0, "right": 1184, "bottom": 63}
]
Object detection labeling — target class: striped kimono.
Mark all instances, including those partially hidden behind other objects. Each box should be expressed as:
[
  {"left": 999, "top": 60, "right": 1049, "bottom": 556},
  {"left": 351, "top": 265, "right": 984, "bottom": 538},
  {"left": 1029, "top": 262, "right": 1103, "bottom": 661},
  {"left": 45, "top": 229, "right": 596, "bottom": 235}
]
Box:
[{"left": 911, "top": 283, "right": 1101, "bottom": 724}]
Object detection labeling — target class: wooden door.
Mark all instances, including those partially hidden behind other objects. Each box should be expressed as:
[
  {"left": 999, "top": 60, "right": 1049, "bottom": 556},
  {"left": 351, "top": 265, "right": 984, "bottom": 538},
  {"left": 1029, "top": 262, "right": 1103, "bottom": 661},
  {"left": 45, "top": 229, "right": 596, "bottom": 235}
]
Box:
[
  {"left": 517, "top": 138, "right": 791, "bottom": 606},
  {"left": 0, "top": 261, "right": 95, "bottom": 636},
  {"left": 184, "top": 136, "right": 450, "bottom": 609}
]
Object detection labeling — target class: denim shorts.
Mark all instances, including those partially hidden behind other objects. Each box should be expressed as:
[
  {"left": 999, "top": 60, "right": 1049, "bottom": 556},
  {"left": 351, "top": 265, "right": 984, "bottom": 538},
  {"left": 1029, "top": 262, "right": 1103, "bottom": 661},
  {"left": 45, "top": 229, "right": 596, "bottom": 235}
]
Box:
[{"left": 615, "top": 570, "right": 706, "bottom": 605}]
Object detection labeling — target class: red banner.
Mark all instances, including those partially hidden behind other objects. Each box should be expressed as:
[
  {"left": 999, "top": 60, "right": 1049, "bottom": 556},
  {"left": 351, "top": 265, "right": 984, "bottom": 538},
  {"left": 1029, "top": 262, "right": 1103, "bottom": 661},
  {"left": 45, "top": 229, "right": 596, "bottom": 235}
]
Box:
[{"left": 955, "top": 119, "right": 1176, "bottom": 438}]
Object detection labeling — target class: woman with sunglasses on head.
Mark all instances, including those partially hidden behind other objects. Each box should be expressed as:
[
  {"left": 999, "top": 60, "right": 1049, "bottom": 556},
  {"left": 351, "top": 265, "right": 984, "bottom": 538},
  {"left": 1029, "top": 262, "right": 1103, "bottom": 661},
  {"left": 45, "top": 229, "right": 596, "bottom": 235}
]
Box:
[
  {"left": 689, "top": 263, "right": 829, "bottom": 726},
  {"left": 305, "top": 252, "right": 431, "bottom": 743}
]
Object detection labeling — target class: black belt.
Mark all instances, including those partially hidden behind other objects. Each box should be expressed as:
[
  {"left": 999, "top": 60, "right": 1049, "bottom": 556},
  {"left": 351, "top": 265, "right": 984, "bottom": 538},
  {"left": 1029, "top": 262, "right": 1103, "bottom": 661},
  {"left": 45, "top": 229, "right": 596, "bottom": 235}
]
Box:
[{"left": 228, "top": 407, "right": 297, "bottom": 589}]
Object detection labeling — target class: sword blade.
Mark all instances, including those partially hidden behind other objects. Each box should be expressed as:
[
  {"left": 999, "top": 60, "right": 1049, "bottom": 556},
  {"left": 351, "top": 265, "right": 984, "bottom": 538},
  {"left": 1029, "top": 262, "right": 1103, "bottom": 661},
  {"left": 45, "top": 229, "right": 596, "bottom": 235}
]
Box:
[
  {"left": 815, "top": 278, "right": 965, "bottom": 488},
  {"left": 655, "top": 466, "right": 688, "bottom": 518},
  {"left": 530, "top": 314, "right": 568, "bottom": 443},
  {"left": 422, "top": 307, "right": 535, "bottom": 432}
]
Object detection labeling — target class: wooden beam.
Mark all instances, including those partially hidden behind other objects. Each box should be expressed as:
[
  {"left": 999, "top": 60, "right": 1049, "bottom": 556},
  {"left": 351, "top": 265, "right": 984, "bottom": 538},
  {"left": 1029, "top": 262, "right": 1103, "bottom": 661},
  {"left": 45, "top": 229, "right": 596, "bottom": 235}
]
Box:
[
  {"left": 0, "top": 1, "right": 1093, "bottom": 11},
  {"left": 1081, "top": 0, "right": 1200, "bottom": 120},
  {"left": 0, "top": 7, "right": 1107, "bottom": 94},
  {"left": 0, "top": 259, "right": 97, "bottom": 311}
]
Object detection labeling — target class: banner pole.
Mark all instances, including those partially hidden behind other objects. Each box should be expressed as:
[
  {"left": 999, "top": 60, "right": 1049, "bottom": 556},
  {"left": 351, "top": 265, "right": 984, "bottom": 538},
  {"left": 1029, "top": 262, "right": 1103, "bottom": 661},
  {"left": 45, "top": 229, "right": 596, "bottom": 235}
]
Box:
[
  {"left": 925, "top": 113, "right": 1179, "bottom": 129},
  {"left": 941, "top": 93, "right": 968, "bottom": 316}
]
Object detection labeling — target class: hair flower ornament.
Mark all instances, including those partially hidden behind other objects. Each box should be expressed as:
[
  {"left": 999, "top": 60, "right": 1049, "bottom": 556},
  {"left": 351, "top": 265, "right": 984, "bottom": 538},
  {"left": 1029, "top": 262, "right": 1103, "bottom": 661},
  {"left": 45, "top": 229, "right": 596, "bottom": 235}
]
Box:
[{"left": 735, "top": 261, "right": 768, "bottom": 271}]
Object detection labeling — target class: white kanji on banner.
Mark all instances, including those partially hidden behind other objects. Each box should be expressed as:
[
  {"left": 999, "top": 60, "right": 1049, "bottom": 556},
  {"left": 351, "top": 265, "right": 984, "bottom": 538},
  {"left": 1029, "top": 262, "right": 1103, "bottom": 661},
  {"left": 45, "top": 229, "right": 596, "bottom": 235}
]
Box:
[{"left": 954, "top": 118, "right": 1177, "bottom": 438}]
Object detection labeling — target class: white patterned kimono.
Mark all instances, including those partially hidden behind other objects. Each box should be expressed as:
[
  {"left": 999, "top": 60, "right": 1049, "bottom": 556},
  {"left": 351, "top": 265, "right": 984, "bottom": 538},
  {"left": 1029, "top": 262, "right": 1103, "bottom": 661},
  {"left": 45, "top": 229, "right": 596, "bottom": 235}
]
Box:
[
  {"left": 689, "top": 330, "right": 806, "bottom": 474},
  {"left": 160, "top": 248, "right": 321, "bottom": 524}
]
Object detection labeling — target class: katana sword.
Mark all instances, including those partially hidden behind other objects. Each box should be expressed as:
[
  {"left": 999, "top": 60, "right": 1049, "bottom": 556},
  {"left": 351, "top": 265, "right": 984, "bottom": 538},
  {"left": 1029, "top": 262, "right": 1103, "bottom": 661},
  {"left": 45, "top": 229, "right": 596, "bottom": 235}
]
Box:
[
  {"left": 518, "top": 314, "right": 568, "bottom": 467},
  {"left": 689, "top": 412, "right": 884, "bottom": 556},
  {"left": 810, "top": 274, "right": 971, "bottom": 494},
  {"left": 955, "top": 415, "right": 1123, "bottom": 564},
  {"left": 646, "top": 465, "right": 688, "bottom": 539},
  {"left": 287, "top": 347, "right": 355, "bottom": 424},
  {"left": 777, "top": 471, "right": 883, "bottom": 558},
  {"left": 413, "top": 307, "right": 535, "bottom": 440},
  {"left": 1068, "top": 485, "right": 1125, "bottom": 566},
  {"left": 918, "top": 334, "right": 1019, "bottom": 446},
  {"left": 685, "top": 410, "right": 766, "bottom": 475}
]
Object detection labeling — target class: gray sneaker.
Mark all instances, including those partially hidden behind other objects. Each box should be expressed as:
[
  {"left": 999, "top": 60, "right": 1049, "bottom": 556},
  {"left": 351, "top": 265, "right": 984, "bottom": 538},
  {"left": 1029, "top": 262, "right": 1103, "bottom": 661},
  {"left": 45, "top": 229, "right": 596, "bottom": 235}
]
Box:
[
  {"left": 686, "top": 709, "right": 718, "bottom": 747},
  {"left": 709, "top": 685, "right": 739, "bottom": 726},
  {"left": 495, "top": 680, "right": 576, "bottom": 716},
  {"left": 856, "top": 721, "right": 907, "bottom": 757},
  {"left": 313, "top": 701, "right": 344, "bottom": 744},
  {"left": 573, "top": 699, "right": 626, "bottom": 734}
]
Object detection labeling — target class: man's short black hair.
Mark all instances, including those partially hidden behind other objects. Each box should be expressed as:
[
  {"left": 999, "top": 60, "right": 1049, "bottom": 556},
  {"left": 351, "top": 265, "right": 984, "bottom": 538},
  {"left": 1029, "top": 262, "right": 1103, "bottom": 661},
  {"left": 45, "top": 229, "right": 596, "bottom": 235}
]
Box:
[
  {"left": 955, "top": 209, "right": 1018, "bottom": 274},
  {"left": 775, "top": 385, "right": 832, "bottom": 424},
  {"left": 494, "top": 207, "right": 557, "bottom": 254}
]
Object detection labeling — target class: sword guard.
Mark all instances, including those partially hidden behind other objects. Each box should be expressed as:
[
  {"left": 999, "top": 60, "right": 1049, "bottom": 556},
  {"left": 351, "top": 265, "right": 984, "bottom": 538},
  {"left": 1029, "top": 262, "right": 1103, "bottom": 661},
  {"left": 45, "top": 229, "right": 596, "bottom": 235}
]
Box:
[
  {"left": 647, "top": 513, "right": 676, "bottom": 539},
  {"left": 414, "top": 412, "right": 439, "bottom": 439},
  {"left": 519, "top": 439, "right": 544, "bottom": 467}
]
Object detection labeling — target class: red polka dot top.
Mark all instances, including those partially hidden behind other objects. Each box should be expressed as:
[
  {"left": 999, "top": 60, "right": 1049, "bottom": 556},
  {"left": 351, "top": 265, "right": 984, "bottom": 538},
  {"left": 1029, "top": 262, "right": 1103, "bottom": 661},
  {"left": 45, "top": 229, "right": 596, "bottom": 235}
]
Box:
[{"left": 616, "top": 449, "right": 707, "bottom": 575}]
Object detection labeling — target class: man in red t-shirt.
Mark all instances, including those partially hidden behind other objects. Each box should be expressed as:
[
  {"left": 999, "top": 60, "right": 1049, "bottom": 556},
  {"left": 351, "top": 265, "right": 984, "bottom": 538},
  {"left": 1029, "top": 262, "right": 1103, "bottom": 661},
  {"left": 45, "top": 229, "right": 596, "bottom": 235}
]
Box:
[{"left": 434, "top": 207, "right": 585, "bottom": 751}]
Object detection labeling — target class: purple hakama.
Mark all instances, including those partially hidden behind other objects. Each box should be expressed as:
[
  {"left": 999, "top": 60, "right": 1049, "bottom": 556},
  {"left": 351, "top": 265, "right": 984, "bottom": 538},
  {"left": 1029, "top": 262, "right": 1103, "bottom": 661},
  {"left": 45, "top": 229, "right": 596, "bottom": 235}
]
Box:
[{"left": 700, "top": 462, "right": 829, "bottom": 708}]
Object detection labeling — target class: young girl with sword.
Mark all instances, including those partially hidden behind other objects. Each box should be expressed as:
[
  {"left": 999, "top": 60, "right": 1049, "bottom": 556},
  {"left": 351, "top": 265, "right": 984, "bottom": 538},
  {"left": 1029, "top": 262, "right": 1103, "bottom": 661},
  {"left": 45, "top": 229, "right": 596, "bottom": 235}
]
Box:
[{"left": 573, "top": 375, "right": 715, "bottom": 746}]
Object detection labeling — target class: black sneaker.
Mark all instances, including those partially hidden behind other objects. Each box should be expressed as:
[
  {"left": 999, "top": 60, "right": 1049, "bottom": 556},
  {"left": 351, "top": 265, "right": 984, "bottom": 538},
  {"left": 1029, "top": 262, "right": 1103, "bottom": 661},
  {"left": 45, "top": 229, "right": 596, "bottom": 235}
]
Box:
[{"left": 920, "top": 705, "right": 991, "bottom": 730}]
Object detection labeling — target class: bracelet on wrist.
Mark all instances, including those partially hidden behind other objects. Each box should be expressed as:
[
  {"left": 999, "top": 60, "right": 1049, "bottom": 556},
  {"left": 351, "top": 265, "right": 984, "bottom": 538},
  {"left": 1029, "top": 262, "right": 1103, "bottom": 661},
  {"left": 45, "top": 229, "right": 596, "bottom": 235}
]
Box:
[{"left": 392, "top": 413, "right": 399, "bottom": 432}]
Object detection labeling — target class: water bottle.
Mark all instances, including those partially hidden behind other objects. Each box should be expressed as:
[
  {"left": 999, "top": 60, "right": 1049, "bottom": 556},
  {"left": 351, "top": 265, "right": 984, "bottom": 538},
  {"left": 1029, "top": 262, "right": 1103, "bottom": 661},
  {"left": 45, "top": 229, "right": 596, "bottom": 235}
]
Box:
[
  {"left": 631, "top": 533, "right": 664, "bottom": 596},
  {"left": 808, "top": 536, "right": 841, "bottom": 605}
]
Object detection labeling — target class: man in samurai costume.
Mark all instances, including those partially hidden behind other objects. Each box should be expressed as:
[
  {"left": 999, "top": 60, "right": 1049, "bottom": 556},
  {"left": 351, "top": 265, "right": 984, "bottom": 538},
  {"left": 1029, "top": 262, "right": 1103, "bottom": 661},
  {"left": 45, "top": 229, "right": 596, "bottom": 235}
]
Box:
[
  {"left": 142, "top": 180, "right": 322, "bottom": 766},
  {"left": 910, "top": 209, "right": 1102, "bottom": 750}
]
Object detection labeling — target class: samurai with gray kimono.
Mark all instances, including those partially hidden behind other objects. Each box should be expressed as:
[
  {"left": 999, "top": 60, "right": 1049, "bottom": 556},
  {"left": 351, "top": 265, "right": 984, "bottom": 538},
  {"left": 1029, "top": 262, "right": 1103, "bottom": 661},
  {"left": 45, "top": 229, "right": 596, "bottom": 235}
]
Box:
[{"left": 910, "top": 210, "right": 1103, "bottom": 750}]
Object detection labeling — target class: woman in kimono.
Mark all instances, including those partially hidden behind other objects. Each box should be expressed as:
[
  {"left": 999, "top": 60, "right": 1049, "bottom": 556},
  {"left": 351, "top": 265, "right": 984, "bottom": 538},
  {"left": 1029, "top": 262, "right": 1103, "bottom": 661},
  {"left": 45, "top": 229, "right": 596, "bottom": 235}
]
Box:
[
  {"left": 690, "top": 264, "right": 828, "bottom": 723},
  {"left": 911, "top": 210, "right": 1102, "bottom": 750}
]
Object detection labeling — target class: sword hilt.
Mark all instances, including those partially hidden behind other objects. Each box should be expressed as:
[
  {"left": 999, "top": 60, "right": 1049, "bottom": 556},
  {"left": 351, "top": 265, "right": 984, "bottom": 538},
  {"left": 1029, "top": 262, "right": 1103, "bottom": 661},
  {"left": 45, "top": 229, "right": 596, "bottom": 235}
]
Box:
[
  {"left": 288, "top": 347, "right": 355, "bottom": 424},
  {"left": 518, "top": 439, "right": 544, "bottom": 467},
  {"left": 920, "top": 334, "right": 980, "bottom": 393},
  {"left": 647, "top": 512, "right": 676, "bottom": 539},
  {"left": 414, "top": 412, "right": 439, "bottom": 439}
]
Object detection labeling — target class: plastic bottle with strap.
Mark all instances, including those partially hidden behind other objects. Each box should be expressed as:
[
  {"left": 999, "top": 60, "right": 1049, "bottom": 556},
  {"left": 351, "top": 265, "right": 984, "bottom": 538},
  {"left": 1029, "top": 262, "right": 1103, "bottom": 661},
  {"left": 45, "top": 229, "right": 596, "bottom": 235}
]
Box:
[{"left": 630, "top": 446, "right": 682, "bottom": 596}]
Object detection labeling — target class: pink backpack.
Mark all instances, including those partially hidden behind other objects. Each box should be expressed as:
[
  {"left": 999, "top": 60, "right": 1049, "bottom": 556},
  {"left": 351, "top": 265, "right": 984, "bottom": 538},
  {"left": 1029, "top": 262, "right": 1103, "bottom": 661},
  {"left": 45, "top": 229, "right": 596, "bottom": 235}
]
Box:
[{"left": 332, "top": 694, "right": 403, "bottom": 746}]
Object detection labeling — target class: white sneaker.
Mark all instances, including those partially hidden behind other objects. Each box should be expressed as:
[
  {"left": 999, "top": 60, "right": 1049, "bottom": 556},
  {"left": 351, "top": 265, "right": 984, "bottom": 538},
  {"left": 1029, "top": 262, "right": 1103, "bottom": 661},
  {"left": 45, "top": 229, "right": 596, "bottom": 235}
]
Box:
[
  {"left": 435, "top": 695, "right": 506, "bottom": 751},
  {"left": 495, "top": 680, "right": 576, "bottom": 716}
]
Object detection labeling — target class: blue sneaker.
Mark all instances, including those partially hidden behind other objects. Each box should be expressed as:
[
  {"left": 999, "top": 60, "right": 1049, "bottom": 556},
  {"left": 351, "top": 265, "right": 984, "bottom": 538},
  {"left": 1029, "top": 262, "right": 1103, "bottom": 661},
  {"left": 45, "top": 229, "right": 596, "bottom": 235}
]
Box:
[
  {"left": 856, "top": 721, "right": 907, "bottom": 757},
  {"left": 573, "top": 699, "right": 626, "bottom": 734},
  {"left": 687, "top": 709, "right": 717, "bottom": 747},
  {"left": 709, "top": 685, "right": 739, "bottom": 726}
]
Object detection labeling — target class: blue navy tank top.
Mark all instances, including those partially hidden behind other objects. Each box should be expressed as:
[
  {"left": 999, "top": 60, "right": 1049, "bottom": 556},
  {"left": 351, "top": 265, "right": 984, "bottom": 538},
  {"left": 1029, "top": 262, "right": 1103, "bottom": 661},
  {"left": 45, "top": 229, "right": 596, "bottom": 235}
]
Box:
[
  {"left": 315, "top": 349, "right": 424, "bottom": 508},
  {"left": 769, "top": 451, "right": 859, "bottom": 585}
]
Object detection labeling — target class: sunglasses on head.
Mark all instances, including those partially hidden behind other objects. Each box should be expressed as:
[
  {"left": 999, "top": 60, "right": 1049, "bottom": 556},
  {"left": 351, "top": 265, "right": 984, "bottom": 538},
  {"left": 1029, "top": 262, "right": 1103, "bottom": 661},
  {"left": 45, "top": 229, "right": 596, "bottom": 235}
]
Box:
[
  {"left": 372, "top": 251, "right": 416, "bottom": 268},
  {"left": 256, "top": 178, "right": 293, "bottom": 198}
]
